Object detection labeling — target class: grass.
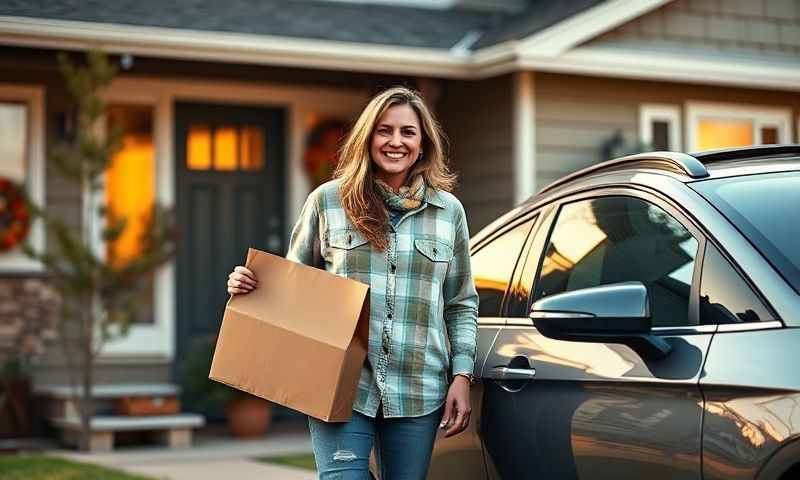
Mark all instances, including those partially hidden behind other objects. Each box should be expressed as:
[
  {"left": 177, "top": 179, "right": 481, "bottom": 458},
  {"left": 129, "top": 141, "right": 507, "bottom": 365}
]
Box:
[
  {"left": 254, "top": 452, "right": 317, "bottom": 471},
  {"left": 0, "top": 455, "right": 157, "bottom": 480}
]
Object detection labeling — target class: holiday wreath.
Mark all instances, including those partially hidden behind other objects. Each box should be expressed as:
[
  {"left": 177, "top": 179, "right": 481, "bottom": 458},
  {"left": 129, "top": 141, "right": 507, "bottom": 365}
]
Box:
[{"left": 0, "top": 178, "right": 31, "bottom": 251}]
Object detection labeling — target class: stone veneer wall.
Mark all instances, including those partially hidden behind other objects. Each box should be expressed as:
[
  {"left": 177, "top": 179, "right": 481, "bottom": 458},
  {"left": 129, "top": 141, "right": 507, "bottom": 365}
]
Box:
[{"left": 0, "top": 278, "right": 61, "bottom": 369}]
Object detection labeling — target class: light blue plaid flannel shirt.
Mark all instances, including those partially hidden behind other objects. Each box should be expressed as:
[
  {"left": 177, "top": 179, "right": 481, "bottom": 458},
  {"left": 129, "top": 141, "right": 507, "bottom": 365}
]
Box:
[{"left": 286, "top": 179, "right": 478, "bottom": 418}]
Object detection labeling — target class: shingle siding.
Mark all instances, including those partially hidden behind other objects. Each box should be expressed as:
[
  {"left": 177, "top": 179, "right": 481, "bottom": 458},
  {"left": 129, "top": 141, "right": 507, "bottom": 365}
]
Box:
[
  {"left": 590, "top": 0, "right": 800, "bottom": 56},
  {"left": 534, "top": 72, "right": 800, "bottom": 190},
  {"left": 439, "top": 74, "right": 514, "bottom": 234}
]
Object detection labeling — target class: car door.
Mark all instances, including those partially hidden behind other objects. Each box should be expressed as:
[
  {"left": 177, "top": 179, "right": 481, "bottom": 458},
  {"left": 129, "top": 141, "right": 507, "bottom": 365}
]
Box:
[
  {"left": 483, "top": 188, "right": 713, "bottom": 479},
  {"left": 426, "top": 212, "right": 538, "bottom": 479}
]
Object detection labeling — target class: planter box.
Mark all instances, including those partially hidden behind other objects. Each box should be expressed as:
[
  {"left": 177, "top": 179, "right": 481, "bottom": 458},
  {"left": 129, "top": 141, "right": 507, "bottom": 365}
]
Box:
[{"left": 113, "top": 396, "right": 180, "bottom": 416}]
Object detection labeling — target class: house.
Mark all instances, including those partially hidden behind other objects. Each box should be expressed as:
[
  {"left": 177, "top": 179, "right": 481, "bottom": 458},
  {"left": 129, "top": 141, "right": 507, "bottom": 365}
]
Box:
[{"left": 0, "top": 0, "right": 798, "bottom": 424}]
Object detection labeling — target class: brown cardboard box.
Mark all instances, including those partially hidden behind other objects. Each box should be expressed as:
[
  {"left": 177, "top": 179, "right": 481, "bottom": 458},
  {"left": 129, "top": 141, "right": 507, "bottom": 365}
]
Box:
[{"left": 209, "top": 248, "right": 370, "bottom": 422}]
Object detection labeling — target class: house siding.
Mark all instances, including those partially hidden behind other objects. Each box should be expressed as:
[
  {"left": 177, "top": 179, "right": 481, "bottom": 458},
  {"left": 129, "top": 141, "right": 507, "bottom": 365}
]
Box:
[
  {"left": 592, "top": 0, "right": 800, "bottom": 57},
  {"left": 439, "top": 74, "right": 514, "bottom": 234},
  {"left": 535, "top": 72, "right": 800, "bottom": 189}
]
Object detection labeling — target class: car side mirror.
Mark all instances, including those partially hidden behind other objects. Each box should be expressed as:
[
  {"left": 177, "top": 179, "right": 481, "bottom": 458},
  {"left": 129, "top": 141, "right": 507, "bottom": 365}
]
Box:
[{"left": 529, "top": 282, "right": 672, "bottom": 360}]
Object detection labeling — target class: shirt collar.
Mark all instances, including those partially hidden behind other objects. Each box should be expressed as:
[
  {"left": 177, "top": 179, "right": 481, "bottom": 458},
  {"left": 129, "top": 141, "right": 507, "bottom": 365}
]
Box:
[{"left": 424, "top": 187, "right": 446, "bottom": 209}]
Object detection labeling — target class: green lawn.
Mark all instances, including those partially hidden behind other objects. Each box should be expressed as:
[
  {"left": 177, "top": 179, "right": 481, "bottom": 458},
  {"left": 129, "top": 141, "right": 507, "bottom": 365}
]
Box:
[
  {"left": 0, "top": 455, "right": 156, "bottom": 480},
  {"left": 254, "top": 452, "right": 317, "bottom": 471}
]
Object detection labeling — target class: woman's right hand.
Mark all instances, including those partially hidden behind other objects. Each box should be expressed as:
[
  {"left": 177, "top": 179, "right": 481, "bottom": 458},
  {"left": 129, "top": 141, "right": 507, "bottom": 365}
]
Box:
[{"left": 227, "top": 266, "right": 258, "bottom": 295}]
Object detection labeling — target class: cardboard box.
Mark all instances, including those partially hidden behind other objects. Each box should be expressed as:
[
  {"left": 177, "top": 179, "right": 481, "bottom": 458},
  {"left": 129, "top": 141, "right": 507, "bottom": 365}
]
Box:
[{"left": 209, "top": 248, "right": 370, "bottom": 422}]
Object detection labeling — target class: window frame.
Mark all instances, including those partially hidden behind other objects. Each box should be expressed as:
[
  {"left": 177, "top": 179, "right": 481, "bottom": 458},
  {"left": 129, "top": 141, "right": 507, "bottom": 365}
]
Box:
[
  {"left": 685, "top": 101, "right": 792, "bottom": 152},
  {"left": 471, "top": 210, "right": 539, "bottom": 326},
  {"left": 0, "top": 84, "right": 46, "bottom": 273},
  {"left": 524, "top": 187, "right": 708, "bottom": 330},
  {"left": 639, "top": 103, "right": 682, "bottom": 152}
]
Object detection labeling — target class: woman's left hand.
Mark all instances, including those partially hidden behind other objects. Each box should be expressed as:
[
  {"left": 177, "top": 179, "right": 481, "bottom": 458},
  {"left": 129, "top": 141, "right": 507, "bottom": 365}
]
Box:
[{"left": 440, "top": 375, "right": 471, "bottom": 438}]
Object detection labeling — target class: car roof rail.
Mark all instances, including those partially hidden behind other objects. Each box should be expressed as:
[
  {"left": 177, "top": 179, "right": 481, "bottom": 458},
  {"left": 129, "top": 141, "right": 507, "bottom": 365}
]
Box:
[
  {"left": 538, "top": 151, "right": 709, "bottom": 195},
  {"left": 692, "top": 144, "right": 800, "bottom": 163}
]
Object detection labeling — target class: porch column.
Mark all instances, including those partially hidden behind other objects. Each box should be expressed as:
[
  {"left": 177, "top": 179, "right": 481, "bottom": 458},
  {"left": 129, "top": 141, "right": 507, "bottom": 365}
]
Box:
[{"left": 512, "top": 71, "right": 536, "bottom": 205}]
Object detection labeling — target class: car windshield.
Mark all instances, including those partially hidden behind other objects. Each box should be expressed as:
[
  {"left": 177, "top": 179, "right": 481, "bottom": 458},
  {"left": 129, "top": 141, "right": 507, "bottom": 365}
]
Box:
[{"left": 692, "top": 170, "right": 800, "bottom": 293}]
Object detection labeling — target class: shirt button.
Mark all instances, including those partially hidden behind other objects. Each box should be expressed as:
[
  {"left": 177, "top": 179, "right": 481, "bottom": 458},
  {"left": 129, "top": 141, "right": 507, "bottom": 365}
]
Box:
[
  {"left": 382, "top": 343, "right": 389, "bottom": 354},
  {"left": 388, "top": 313, "right": 392, "bottom": 319},
  {"left": 390, "top": 264, "right": 396, "bottom": 273}
]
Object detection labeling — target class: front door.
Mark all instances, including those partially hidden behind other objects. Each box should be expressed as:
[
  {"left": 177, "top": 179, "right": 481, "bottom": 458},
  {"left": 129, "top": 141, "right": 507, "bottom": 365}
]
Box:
[{"left": 173, "top": 102, "right": 285, "bottom": 414}]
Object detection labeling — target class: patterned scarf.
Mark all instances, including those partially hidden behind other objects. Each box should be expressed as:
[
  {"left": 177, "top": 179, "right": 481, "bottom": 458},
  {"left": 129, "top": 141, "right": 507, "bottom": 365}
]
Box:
[{"left": 374, "top": 174, "right": 426, "bottom": 212}]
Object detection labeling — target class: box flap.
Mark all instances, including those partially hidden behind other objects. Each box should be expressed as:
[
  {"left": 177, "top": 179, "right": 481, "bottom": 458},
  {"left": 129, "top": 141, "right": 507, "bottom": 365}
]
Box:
[{"left": 226, "top": 248, "right": 370, "bottom": 351}]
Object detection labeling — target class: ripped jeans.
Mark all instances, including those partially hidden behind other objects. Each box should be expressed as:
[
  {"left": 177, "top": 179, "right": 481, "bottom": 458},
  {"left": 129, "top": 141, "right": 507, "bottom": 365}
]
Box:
[{"left": 307, "top": 406, "right": 444, "bottom": 479}]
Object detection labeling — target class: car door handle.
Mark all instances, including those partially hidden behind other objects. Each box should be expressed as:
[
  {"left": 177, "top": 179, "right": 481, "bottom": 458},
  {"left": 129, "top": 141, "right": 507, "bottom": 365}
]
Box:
[{"left": 491, "top": 366, "right": 536, "bottom": 380}]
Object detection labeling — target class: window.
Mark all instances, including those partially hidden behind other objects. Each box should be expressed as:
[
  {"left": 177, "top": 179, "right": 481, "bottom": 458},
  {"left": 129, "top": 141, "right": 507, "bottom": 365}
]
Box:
[
  {"left": 0, "top": 86, "right": 44, "bottom": 272},
  {"left": 186, "top": 124, "right": 264, "bottom": 171},
  {"left": 471, "top": 219, "right": 535, "bottom": 317},
  {"left": 686, "top": 102, "right": 791, "bottom": 151},
  {"left": 535, "top": 197, "right": 698, "bottom": 327},
  {"left": 639, "top": 104, "right": 681, "bottom": 151},
  {"left": 700, "top": 244, "right": 773, "bottom": 325},
  {"left": 106, "top": 104, "right": 156, "bottom": 324}
]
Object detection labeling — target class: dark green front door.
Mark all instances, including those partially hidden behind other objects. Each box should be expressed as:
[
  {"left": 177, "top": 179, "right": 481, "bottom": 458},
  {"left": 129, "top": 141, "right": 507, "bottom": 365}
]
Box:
[{"left": 174, "top": 102, "right": 285, "bottom": 417}]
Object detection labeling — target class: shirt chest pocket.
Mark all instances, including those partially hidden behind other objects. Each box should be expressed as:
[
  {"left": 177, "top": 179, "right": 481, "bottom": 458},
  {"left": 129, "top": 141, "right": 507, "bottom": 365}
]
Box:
[
  {"left": 412, "top": 238, "right": 453, "bottom": 283},
  {"left": 325, "top": 229, "right": 371, "bottom": 275}
]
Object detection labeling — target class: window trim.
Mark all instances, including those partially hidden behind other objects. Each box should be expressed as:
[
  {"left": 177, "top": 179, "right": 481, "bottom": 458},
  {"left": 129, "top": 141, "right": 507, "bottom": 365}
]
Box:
[
  {"left": 0, "top": 84, "right": 45, "bottom": 273},
  {"left": 639, "top": 103, "right": 682, "bottom": 152},
  {"left": 525, "top": 186, "right": 707, "bottom": 328},
  {"left": 685, "top": 101, "right": 792, "bottom": 152}
]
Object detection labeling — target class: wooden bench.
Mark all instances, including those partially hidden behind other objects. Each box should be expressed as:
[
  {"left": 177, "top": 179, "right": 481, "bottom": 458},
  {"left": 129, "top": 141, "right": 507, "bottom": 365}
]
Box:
[{"left": 34, "top": 383, "right": 206, "bottom": 452}]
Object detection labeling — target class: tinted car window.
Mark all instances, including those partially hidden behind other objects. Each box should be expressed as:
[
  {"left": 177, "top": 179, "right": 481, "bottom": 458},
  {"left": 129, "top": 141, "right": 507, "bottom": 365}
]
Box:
[
  {"left": 471, "top": 219, "right": 535, "bottom": 317},
  {"left": 535, "top": 196, "right": 698, "bottom": 327},
  {"left": 692, "top": 171, "right": 800, "bottom": 294},
  {"left": 700, "top": 244, "right": 774, "bottom": 324}
]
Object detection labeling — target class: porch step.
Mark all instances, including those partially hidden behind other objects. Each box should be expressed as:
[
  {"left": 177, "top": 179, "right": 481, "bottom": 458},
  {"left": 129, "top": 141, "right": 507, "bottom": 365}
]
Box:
[
  {"left": 33, "top": 383, "right": 180, "bottom": 399},
  {"left": 52, "top": 414, "right": 205, "bottom": 452},
  {"left": 35, "top": 383, "right": 205, "bottom": 451}
]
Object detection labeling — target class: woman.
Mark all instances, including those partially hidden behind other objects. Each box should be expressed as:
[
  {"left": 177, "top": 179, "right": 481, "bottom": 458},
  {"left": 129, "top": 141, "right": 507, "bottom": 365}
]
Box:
[{"left": 226, "top": 86, "right": 478, "bottom": 479}]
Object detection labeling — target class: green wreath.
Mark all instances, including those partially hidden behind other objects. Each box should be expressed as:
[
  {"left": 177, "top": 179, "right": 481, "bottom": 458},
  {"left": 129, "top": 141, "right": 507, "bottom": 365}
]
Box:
[{"left": 0, "top": 178, "right": 31, "bottom": 251}]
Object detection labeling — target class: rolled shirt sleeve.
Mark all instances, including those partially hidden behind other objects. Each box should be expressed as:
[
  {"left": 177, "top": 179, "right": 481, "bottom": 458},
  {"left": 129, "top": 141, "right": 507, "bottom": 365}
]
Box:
[
  {"left": 286, "top": 189, "right": 322, "bottom": 268},
  {"left": 442, "top": 202, "right": 479, "bottom": 377}
]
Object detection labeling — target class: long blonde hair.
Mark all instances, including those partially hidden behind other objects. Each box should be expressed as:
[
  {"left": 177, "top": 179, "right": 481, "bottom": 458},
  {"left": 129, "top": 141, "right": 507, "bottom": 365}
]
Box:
[{"left": 334, "top": 86, "right": 455, "bottom": 250}]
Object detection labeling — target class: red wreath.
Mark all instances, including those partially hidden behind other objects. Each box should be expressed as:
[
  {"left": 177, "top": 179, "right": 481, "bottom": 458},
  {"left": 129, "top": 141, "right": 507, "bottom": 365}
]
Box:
[{"left": 0, "top": 178, "right": 31, "bottom": 251}]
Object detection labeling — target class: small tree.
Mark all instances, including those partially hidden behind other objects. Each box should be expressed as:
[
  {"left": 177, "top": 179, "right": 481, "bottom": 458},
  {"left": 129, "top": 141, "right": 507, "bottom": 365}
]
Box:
[{"left": 23, "top": 50, "right": 177, "bottom": 451}]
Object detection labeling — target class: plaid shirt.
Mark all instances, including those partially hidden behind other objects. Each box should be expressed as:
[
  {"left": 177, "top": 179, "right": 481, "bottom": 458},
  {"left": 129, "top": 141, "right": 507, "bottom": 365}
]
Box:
[{"left": 286, "top": 179, "right": 478, "bottom": 418}]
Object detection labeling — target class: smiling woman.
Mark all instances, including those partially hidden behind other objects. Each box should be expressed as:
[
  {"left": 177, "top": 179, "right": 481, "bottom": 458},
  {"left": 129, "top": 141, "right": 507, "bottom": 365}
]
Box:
[{"left": 226, "top": 86, "right": 479, "bottom": 479}]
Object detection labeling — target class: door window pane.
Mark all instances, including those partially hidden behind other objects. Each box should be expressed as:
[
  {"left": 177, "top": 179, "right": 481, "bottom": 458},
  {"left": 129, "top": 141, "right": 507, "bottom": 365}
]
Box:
[
  {"left": 106, "top": 104, "right": 156, "bottom": 324},
  {"left": 698, "top": 119, "right": 753, "bottom": 150},
  {"left": 239, "top": 126, "right": 264, "bottom": 171},
  {"left": 187, "top": 124, "right": 212, "bottom": 170},
  {"left": 471, "top": 219, "right": 534, "bottom": 317},
  {"left": 536, "top": 197, "right": 698, "bottom": 327},
  {"left": 213, "top": 125, "right": 238, "bottom": 171},
  {"left": 0, "top": 102, "right": 27, "bottom": 183},
  {"left": 700, "top": 245, "right": 773, "bottom": 324}
]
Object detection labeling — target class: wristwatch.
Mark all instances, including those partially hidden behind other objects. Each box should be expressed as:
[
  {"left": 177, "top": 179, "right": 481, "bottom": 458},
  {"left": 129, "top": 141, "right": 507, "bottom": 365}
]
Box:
[{"left": 454, "top": 372, "right": 475, "bottom": 385}]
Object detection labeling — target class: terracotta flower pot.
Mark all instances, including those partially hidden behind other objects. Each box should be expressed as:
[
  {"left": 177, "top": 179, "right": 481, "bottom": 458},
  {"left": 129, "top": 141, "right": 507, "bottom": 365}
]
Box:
[{"left": 224, "top": 396, "right": 272, "bottom": 438}]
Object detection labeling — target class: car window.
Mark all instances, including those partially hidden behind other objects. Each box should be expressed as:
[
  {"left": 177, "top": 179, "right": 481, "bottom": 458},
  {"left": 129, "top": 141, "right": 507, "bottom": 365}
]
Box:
[
  {"left": 700, "top": 244, "right": 774, "bottom": 325},
  {"left": 692, "top": 171, "right": 800, "bottom": 294},
  {"left": 534, "top": 196, "right": 699, "bottom": 328},
  {"left": 471, "top": 219, "right": 535, "bottom": 317}
]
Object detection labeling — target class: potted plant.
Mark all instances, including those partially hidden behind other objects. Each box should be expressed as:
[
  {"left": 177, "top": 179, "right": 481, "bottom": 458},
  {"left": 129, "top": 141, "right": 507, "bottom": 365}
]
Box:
[{"left": 182, "top": 338, "right": 272, "bottom": 438}]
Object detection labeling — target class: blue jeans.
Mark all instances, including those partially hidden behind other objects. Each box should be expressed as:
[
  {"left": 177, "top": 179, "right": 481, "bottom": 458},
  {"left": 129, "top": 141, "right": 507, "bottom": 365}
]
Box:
[{"left": 308, "top": 406, "right": 444, "bottom": 479}]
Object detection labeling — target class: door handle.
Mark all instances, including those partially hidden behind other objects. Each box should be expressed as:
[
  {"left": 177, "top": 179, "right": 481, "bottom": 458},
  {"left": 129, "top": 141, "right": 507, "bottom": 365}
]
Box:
[{"left": 491, "top": 366, "right": 536, "bottom": 381}]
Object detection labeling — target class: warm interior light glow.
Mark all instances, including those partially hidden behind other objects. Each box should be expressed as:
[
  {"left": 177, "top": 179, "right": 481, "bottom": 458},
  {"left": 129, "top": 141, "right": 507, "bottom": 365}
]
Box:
[
  {"left": 107, "top": 133, "right": 155, "bottom": 267},
  {"left": 698, "top": 119, "right": 753, "bottom": 150},
  {"left": 187, "top": 124, "right": 212, "bottom": 170},
  {"left": 240, "top": 125, "right": 264, "bottom": 171},
  {"left": 472, "top": 226, "right": 530, "bottom": 293},
  {"left": 214, "top": 125, "right": 237, "bottom": 171}
]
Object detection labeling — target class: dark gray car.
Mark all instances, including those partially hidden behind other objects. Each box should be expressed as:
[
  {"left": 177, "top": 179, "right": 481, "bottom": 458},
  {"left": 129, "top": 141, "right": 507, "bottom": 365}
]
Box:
[{"left": 424, "top": 145, "right": 800, "bottom": 480}]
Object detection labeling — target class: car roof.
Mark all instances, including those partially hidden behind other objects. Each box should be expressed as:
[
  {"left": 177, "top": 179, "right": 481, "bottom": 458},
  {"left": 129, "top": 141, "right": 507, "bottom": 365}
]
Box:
[{"left": 470, "top": 145, "right": 800, "bottom": 249}]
